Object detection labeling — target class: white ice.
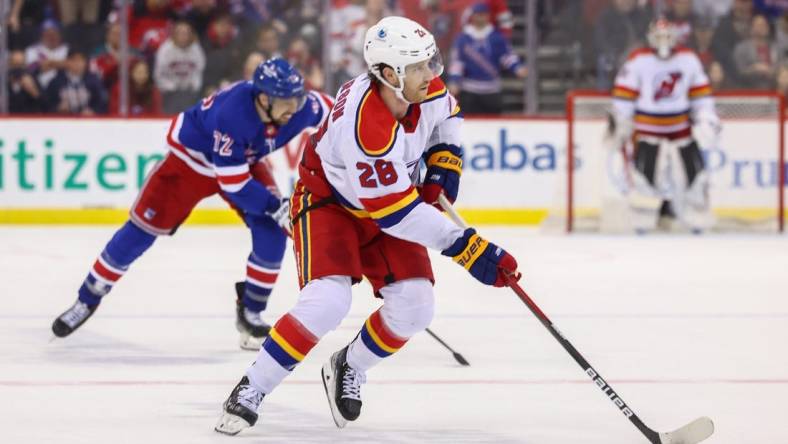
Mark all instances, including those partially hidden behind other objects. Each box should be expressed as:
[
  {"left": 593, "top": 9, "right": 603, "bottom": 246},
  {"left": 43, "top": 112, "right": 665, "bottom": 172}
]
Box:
[{"left": 1, "top": 226, "right": 786, "bottom": 443}]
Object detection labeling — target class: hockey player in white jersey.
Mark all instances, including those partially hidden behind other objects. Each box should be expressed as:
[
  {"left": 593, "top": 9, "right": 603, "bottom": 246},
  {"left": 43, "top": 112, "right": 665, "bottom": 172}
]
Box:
[
  {"left": 611, "top": 18, "right": 721, "bottom": 232},
  {"left": 214, "top": 16, "right": 520, "bottom": 435}
]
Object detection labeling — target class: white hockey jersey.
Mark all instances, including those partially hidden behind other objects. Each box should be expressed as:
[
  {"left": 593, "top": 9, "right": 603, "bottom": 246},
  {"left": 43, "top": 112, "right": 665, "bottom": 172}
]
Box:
[
  {"left": 299, "top": 74, "right": 465, "bottom": 251},
  {"left": 612, "top": 47, "right": 716, "bottom": 140}
]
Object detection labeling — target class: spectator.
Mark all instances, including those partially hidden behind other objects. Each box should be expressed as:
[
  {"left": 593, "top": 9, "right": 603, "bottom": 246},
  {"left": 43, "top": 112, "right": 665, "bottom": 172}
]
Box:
[
  {"left": 253, "top": 24, "right": 283, "bottom": 60},
  {"left": 733, "top": 14, "right": 779, "bottom": 89},
  {"left": 708, "top": 60, "right": 729, "bottom": 91},
  {"left": 183, "top": 0, "right": 220, "bottom": 40},
  {"left": 129, "top": 0, "right": 179, "bottom": 55},
  {"left": 58, "top": 0, "right": 100, "bottom": 26},
  {"left": 44, "top": 49, "right": 108, "bottom": 115},
  {"left": 110, "top": 59, "right": 163, "bottom": 115},
  {"left": 754, "top": 0, "right": 788, "bottom": 20},
  {"left": 692, "top": 0, "right": 733, "bottom": 27},
  {"left": 690, "top": 16, "right": 717, "bottom": 69},
  {"left": 776, "top": 63, "right": 788, "bottom": 101},
  {"left": 6, "top": 0, "right": 51, "bottom": 50},
  {"left": 459, "top": 0, "right": 514, "bottom": 39},
  {"left": 665, "top": 0, "right": 694, "bottom": 46},
  {"left": 202, "top": 13, "right": 244, "bottom": 94},
  {"left": 594, "top": 0, "right": 650, "bottom": 90},
  {"left": 90, "top": 23, "right": 138, "bottom": 91},
  {"left": 242, "top": 51, "right": 265, "bottom": 80},
  {"left": 711, "top": 0, "right": 753, "bottom": 85},
  {"left": 286, "top": 36, "right": 324, "bottom": 91},
  {"left": 58, "top": 0, "right": 105, "bottom": 52},
  {"left": 7, "top": 50, "right": 43, "bottom": 113},
  {"left": 25, "top": 19, "right": 69, "bottom": 89},
  {"left": 154, "top": 20, "right": 206, "bottom": 114},
  {"left": 447, "top": 3, "right": 527, "bottom": 115},
  {"left": 776, "top": 13, "right": 788, "bottom": 61},
  {"left": 326, "top": 0, "right": 366, "bottom": 93},
  {"left": 227, "top": 0, "right": 290, "bottom": 34}
]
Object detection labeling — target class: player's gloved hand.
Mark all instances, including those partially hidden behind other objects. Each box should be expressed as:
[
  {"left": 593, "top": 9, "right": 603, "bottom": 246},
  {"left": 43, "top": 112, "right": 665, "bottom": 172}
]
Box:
[
  {"left": 266, "top": 197, "right": 291, "bottom": 233},
  {"left": 421, "top": 143, "right": 462, "bottom": 208},
  {"left": 441, "top": 228, "right": 519, "bottom": 287}
]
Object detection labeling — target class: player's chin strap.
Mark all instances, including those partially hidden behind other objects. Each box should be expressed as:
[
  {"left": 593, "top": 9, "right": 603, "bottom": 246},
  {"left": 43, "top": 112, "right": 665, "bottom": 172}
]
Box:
[{"left": 373, "top": 70, "right": 412, "bottom": 104}]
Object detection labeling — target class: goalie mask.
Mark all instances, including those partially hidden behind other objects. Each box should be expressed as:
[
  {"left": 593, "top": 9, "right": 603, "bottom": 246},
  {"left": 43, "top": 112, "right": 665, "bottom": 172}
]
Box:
[
  {"left": 648, "top": 19, "right": 679, "bottom": 59},
  {"left": 363, "top": 16, "right": 444, "bottom": 103}
]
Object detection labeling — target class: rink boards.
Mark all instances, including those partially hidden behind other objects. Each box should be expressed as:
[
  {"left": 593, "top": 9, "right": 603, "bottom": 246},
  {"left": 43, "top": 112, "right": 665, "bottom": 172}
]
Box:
[{"left": 0, "top": 117, "right": 783, "bottom": 225}]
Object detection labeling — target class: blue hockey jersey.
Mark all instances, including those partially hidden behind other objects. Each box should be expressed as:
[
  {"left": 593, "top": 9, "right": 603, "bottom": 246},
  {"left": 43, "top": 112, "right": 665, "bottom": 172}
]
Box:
[
  {"left": 448, "top": 24, "right": 522, "bottom": 94},
  {"left": 165, "top": 80, "right": 332, "bottom": 215}
]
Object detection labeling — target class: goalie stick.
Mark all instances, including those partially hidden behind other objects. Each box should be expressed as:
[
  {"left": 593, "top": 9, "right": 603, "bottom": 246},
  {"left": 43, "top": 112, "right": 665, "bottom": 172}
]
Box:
[{"left": 437, "top": 194, "right": 714, "bottom": 444}]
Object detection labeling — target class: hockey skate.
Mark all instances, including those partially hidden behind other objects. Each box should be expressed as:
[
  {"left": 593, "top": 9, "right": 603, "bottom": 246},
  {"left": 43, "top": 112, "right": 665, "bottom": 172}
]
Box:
[
  {"left": 235, "top": 282, "right": 271, "bottom": 351},
  {"left": 215, "top": 376, "right": 265, "bottom": 436},
  {"left": 51, "top": 299, "right": 99, "bottom": 338},
  {"left": 321, "top": 346, "right": 365, "bottom": 428}
]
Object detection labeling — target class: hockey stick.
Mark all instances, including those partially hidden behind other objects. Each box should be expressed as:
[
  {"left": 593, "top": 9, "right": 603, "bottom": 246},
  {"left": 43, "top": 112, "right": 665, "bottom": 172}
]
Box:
[
  {"left": 437, "top": 194, "right": 714, "bottom": 444},
  {"left": 424, "top": 327, "right": 470, "bottom": 366}
]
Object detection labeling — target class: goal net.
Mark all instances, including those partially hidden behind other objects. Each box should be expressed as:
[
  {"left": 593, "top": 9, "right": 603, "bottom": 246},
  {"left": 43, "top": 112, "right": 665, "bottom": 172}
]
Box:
[{"left": 545, "top": 90, "right": 785, "bottom": 233}]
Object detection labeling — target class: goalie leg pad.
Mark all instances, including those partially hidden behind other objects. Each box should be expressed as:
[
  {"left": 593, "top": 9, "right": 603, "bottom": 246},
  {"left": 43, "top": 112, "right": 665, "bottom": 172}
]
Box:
[
  {"left": 634, "top": 141, "right": 659, "bottom": 186},
  {"left": 679, "top": 140, "right": 705, "bottom": 187},
  {"left": 628, "top": 166, "right": 662, "bottom": 232}
]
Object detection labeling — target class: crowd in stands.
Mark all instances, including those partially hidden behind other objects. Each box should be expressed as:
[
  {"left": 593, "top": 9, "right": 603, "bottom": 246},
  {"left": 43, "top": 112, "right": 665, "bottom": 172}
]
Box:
[
  {"left": 5, "top": 0, "right": 525, "bottom": 116},
  {"left": 6, "top": 0, "right": 327, "bottom": 115},
  {"left": 584, "top": 0, "right": 788, "bottom": 95},
  {"left": 6, "top": 0, "right": 788, "bottom": 116}
]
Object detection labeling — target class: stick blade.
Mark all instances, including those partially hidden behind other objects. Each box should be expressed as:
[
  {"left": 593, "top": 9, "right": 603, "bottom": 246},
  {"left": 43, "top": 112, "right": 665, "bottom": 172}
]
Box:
[
  {"left": 453, "top": 352, "right": 470, "bottom": 366},
  {"left": 659, "top": 417, "right": 714, "bottom": 444}
]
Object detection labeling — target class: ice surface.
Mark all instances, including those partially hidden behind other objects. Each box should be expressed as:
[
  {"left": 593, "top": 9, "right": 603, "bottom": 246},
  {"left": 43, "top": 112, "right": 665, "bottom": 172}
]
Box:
[{"left": 1, "top": 227, "right": 786, "bottom": 443}]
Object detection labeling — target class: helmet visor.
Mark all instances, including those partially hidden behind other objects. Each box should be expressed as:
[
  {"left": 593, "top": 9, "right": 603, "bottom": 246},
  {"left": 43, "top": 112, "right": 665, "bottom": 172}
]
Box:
[
  {"left": 270, "top": 94, "right": 307, "bottom": 117},
  {"left": 405, "top": 49, "right": 444, "bottom": 79}
]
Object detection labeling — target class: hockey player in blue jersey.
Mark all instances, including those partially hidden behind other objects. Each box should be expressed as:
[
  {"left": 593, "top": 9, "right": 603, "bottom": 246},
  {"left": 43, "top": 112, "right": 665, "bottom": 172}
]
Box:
[{"left": 51, "top": 58, "right": 333, "bottom": 350}]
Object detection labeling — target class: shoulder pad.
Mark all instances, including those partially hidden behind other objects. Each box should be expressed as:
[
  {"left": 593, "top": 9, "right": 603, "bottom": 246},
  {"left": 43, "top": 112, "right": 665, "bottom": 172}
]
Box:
[
  {"left": 355, "top": 86, "right": 399, "bottom": 157},
  {"left": 423, "top": 77, "right": 448, "bottom": 103},
  {"left": 626, "top": 47, "right": 655, "bottom": 61}
]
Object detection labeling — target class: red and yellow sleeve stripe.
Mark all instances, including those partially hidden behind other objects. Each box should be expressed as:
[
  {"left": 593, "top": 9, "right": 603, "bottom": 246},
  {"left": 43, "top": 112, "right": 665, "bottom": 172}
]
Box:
[
  {"left": 612, "top": 85, "right": 639, "bottom": 101},
  {"left": 689, "top": 84, "right": 712, "bottom": 99}
]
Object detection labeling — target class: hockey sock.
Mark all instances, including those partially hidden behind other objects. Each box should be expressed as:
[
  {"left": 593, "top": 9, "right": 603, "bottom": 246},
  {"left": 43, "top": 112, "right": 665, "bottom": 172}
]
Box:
[
  {"left": 247, "top": 313, "right": 319, "bottom": 393},
  {"left": 346, "top": 309, "right": 409, "bottom": 373},
  {"left": 78, "top": 221, "right": 156, "bottom": 306},
  {"left": 243, "top": 253, "right": 281, "bottom": 312}
]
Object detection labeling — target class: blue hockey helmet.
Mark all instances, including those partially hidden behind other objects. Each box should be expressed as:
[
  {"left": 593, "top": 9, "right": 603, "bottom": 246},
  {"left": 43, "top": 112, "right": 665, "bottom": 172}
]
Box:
[{"left": 252, "top": 57, "right": 306, "bottom": 105}]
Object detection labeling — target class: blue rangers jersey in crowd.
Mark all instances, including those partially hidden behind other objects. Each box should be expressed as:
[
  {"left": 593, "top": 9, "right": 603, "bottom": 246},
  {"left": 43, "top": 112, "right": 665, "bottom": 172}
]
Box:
[
  {"left": 448, "top": 24, "right": 523, "bottom": 94},
  {"left": 165, "top": 80, "right": 333, "bottom": 215}
]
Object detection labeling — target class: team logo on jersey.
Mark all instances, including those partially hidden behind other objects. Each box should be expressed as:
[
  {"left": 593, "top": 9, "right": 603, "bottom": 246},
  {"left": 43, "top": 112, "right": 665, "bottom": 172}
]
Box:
[{"left": 653, "top": 71, "right": 682, "bottom": 101}]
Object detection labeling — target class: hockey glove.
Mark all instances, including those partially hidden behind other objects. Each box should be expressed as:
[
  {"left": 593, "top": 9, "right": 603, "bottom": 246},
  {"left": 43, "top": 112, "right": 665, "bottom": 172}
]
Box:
[
  {"left": 441, "top": 228, "right": 519, "bottom": 287},
  {"left": 421, "top": 143, "right": 462, "bottom": 207},
  {"left": 266, "top": 197, "right": 291, "bottom": 234}
]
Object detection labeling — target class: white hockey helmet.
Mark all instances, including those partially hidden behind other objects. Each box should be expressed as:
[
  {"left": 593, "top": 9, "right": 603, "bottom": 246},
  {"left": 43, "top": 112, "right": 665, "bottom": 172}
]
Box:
[
  {"left": 647, "top": 18, "right": 679, "bottom": 59},
  {"left": 363, "top": 16, "right": 444, "bottom": 102}
]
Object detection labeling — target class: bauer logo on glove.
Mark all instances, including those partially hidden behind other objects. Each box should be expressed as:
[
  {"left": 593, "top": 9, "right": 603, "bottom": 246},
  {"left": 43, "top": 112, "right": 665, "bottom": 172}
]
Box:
[
  {"left": 442, "top": 228, "right": 519, "bottom": 287},
  {"left": 420, "top": 143, "right": 463, "bottom": 206}
]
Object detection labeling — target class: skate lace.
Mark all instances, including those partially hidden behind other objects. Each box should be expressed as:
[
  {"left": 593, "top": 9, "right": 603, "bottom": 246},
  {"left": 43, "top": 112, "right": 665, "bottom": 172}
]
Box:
[
  {"left": 341, "top": 365, "right": 366, "bottom": 401},
  {"left": 243, "top": 308, "right": 267, "bottom": 327},
  {"left": 61, "top": 302, "right": 90, "bottom": 328},
  {"left": 237, "top": 384, "right": 264, "bottom": 411}
]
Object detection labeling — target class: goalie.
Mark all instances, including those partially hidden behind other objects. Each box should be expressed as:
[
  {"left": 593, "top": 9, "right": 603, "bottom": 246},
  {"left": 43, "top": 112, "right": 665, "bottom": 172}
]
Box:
[{"left": 610, "top": 18, "right": 720, "bottom": 233}]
